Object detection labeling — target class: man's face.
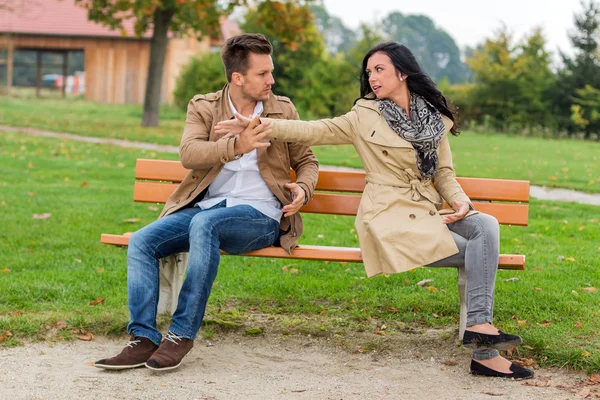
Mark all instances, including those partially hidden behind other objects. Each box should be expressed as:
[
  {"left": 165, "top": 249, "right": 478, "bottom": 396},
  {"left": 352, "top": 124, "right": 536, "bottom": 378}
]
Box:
[{"left": 239, "top": 53, "right": 275, "bottom": 102}]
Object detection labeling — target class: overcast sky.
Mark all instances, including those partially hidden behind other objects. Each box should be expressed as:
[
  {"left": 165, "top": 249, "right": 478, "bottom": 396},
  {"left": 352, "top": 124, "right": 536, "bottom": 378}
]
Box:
[{"left": 321, "top": 0, "right": 583, "bottom": 57}]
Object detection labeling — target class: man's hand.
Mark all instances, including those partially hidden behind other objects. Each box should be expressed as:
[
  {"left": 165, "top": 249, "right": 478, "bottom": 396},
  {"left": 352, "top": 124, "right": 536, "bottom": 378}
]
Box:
[
  {"left": 282, "top": 183, "right": 306, "bottom": 217},
  {"left": 442, "top": 200, "right": 470, "bottom": 224},
  {"left": 232, "top": 116, "right": 272, "bottom": 156},
  {"left": 215, "top": 112, "right": 253, "bottom": 137}
]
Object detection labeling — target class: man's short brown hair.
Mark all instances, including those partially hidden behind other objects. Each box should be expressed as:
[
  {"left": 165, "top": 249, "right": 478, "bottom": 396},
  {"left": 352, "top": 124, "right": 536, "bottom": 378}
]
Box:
[{"left": 221, "top": 33, "right": 273, "bottom": 82}]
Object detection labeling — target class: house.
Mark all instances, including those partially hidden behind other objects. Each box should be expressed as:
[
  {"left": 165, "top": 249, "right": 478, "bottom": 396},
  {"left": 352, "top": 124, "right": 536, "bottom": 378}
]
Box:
[{"left": 0, "top": 0, "right": 240, "bottom": 104}]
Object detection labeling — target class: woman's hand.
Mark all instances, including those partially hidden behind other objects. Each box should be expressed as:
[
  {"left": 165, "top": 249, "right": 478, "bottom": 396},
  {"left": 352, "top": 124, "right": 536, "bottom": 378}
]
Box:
[
  {"left": 215, "top": 112, "right": 253, "bottom": 137},
  {"left": 232, "top": 117, "right": 272, "bottom": 155},
  {"left": 442, "top": 200, "right": 470, "bottom": 224}
]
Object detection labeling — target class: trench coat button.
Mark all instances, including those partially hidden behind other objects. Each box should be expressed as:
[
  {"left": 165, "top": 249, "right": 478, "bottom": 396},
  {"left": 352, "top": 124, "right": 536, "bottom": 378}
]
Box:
[
  {"left": 409, "top": 214, "right": 416, "bottom": 220},
  {"left": 429, "top": 210, "right": 436, "bottom": 216},
  {"left": 192, "top": 175, "right": 197, "bottom": 180},
  {"left": 382, "top": 150, "right": 388, "bottom": 156}
]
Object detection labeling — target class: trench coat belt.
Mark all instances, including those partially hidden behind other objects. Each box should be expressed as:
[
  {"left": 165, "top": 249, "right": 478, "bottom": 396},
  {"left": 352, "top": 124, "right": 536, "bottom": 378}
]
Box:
[{"left": 365, "top": 171, "right": 441, "bottom": 205}]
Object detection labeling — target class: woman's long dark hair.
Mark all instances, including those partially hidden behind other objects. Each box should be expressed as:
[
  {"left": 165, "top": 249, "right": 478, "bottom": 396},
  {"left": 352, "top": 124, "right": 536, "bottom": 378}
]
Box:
[{"left": 358, "top": 41, "right": 459, "bottom": 135}]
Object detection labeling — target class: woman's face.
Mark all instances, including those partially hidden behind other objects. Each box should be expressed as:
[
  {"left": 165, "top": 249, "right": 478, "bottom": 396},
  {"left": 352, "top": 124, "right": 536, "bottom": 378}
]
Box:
[{"left": 366, "top": 52, "right": 404, "bottom": 99}]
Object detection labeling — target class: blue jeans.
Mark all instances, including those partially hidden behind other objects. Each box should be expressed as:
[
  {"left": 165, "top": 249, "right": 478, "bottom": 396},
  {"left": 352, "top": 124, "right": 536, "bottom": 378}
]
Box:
[{"left": 126, "top": 200, "right": 280, "bottom": 346}]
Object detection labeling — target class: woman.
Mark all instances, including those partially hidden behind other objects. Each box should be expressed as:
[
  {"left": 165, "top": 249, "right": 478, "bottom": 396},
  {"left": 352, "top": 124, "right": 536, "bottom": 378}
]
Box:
[{"left": 216, "top": 42, "right": 533, "bottom": 379}]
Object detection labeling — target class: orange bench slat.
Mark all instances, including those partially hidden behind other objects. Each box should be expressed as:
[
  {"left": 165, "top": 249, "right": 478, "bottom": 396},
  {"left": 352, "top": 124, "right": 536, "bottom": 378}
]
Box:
[{"left": 100, "top": 233, "right": 524, "bottom": 270}]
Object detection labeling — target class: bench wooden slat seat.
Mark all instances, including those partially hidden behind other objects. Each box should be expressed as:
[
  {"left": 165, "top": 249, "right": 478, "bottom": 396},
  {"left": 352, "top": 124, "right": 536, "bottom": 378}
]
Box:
[
  {"left": 101, "top": 232, "right": 526, "bottom": 270},
  {"left": 101, "top": 159, "right": 530, "bottom": 339}
]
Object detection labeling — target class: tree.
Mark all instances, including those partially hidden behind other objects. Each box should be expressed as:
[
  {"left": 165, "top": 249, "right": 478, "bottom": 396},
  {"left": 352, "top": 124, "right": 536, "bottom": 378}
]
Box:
[
  {"left": 381, "top": 12, "right": 470, "bottom": 84},
  {"left": 74, "top": 0, "right": 246, "bottom": 127},
  {"left": 466, "top": 27, "right": 556, "bottom": 130},
  {"left": 241, "top": 0, "right": 324, "bottom": 102},
  {"left": 554, "top": 0, "right": 600, "bottom": 135},
  {"left": 310, "top": 4, "right": 357, "bottom": 55}
]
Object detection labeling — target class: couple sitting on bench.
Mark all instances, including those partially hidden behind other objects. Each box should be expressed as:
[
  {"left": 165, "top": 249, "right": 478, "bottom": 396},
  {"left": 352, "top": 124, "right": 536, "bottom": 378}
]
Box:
[{"left": 94, "top": 33, "right": 532, "bottom": 380}]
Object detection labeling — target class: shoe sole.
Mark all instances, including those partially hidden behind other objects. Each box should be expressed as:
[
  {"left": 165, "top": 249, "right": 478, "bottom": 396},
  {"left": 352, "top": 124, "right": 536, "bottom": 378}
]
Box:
[
  {"left": 471, "top": 370, "right": 534, "bottom": 380},
  {"left": 94, "top": 362, "right": 147, "bottom": 370},
  {"left": 144, "top": 361, "right": 183, "bottom": 371},
  {"left": 462, "top": 338, "right": 523, "bottom": 351}
]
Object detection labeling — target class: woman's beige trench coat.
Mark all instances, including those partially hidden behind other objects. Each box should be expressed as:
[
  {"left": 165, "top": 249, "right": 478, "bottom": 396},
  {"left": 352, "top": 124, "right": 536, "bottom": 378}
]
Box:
[{"left": 265, "top": 98, "right": 477, "bottom": 277}]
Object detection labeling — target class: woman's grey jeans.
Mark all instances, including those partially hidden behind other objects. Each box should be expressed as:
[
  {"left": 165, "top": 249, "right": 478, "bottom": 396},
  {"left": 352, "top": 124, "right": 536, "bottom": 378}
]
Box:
[{"left": 427, "top": 212, "right": 500, "bottom": 360}]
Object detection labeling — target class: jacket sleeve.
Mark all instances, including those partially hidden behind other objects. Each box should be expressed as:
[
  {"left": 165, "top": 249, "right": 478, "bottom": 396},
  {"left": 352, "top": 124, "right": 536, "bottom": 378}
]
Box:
[
  {"left": 264, "top": 105, "right": 359, "bottom": 146},
  {"left": 285, "top": 105, "right": 319, "bottom": 201},
  {"left": 179, "top": 99, "right": 237, "bottom": 169},
  {"left": 432, "top": 132, "right": 474, "bottom": 209}
]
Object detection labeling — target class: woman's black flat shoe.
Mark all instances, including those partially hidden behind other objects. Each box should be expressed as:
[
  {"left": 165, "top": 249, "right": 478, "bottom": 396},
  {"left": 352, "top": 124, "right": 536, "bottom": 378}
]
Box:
[
  {"left": 462, "top": 330, "right": 522, "bottom": 350},
  {"left": 470, "top": 359, "right": 534, "bottom": 379}
]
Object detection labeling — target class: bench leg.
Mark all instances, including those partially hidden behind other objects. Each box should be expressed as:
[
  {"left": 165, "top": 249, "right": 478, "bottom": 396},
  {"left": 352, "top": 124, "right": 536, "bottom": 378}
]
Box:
[
  {"left": 157, "top": 253, "right": 188, "bottom": 315},
  {"left": 458, "top": 266, "right": 467, "bottom": 341}
]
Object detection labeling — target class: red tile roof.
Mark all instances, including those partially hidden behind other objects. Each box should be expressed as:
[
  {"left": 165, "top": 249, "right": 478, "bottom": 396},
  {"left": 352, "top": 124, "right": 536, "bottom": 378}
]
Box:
[{"left": 0, "top": 0, "right": 240, "bottom": 40}]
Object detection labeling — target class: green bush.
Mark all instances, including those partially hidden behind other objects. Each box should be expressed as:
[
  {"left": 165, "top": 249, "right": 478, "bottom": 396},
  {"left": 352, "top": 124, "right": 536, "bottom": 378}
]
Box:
[{"left": 173, "top": 52, "right": 228, "bottom": 110}]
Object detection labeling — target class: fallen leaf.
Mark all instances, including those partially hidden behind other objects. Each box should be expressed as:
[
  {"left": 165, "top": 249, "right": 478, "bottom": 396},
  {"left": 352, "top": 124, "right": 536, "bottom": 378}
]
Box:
[
  {"left": 589, "top": 375, "right": 600, "bottom": 384},
  {"left": 56, "top": 320, "right": 67, "bottom": 330},
  {"left": 576, "top": 322, "right": 583, "bottom": 329},
  {"left": 33, "top": 213, "right": 52, "bottom": 220},
  {"left": 505, "top": 277, "right": 519, "bottom": 282},
  {"left": 427, "top": 286, "right": 438, "bottom": 292},
  {"left": 317, "top": 234, "right": 324, "bottom": 239},
  {"left": 566, "top": 257, "right": 576, "bottom": 262},
  {"left": 88, "top": 297, "right": 105, "bottom": 306},
  {"left": 442, "top": 360, "right": 458, "bottom": 366},
  {"left": 1, "top": 268, "right": 10, "bottom": 273},
  {"left": 386, "top": 307, "right": 399, "bottom": 313},
  {"left": 281, "top": 266, "right": 288, "bottom": 272},
  {"left": 579, "top": 225, "right": 585, "bottom": 231},
  {"left": 578, "top": 388, "right": 591, "bottom": 398},
  {"left": 80, "top": 181, "right": 88, "bottom": 187},
  {"left": 417, "top": 279, "right": 433, "bottom": 286},
  {"left": 517, "top": 320, "right": 527, "bottom": 327},
  {"left": 148, "top": 206, "right": 159, "bottom": 211},
  {"left": 28, "top": 161, "right": 34, "bottom": 168},
  {"left": 290, "top": 268, "right": 299, "bottom": 274},
  {"left": 582, "top": 287, "right": 597, "bottom": 292},
  {"left": 513, "top": 358, "right": 536, "bottom": 367},
  {"left": 77, "top": 330, "right": 94, "bottom": 341},
  {"left": 123, "top": 218, "right": 141, "bottom": 223},
  {"left": 533, "top": 288, "right": 543, "bottom": 292},
  {"left": 548, "top": 176, "right": 557, "bottom": 181},
  {"left": 572, "top": 290, "right": 579, "bottom": 296},
  {"left": 537, "top": 320, "right": 549, "bottom": 327},
  {"left": 27, "top": 192, "right": 35, "bottom": 196}
]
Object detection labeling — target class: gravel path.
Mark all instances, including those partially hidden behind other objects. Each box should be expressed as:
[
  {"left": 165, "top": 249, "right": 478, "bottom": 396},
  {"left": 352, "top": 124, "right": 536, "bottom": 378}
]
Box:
[{"left": 0, "top": 335, "right": 588, "bottom": 400}]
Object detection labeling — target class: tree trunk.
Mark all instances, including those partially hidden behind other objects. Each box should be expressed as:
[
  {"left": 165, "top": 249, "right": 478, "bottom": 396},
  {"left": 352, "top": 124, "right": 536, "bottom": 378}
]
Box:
[{"left": 141, "top": 8, "right": 174, "bottom": 127}]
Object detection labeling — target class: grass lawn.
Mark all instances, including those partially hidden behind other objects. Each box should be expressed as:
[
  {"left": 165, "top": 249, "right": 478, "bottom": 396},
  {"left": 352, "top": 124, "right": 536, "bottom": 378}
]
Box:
[
  {"left": 2, "top": 96, "right": 599, "bottom": 193},
  {"left": 1, "top": 131, "right": 599, "bottom": 372}
]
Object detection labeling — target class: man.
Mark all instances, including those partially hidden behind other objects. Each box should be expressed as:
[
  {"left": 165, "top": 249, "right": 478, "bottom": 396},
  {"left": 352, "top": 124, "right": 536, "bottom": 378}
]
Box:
[{"left": 95, "top": 33, "right": 319, "bottom": 372}]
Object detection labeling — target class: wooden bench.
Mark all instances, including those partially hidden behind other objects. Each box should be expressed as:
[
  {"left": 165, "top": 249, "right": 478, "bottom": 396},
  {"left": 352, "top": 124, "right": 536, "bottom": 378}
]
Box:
[{"left": 101, "top": 158, "right": 530, "bottom": 340}]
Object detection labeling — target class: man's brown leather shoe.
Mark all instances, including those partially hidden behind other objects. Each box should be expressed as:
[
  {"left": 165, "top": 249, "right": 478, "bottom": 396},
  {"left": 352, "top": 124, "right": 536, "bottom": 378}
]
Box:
[
  {"left": 95, "top": 335, "right": 158, "bottom": 370},
  {"left": 145, "top": 331, "right": 194, "bottom": 371}
]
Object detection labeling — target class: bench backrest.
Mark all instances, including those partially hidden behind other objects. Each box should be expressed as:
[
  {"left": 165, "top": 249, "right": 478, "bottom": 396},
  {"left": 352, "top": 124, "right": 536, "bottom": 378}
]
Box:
[{"left": 133, "top": 159, "right": 530, "bottom": 226}]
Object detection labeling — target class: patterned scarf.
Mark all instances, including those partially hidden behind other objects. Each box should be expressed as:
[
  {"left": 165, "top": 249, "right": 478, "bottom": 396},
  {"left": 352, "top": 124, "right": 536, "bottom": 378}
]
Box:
[{"left": 378, "top": 93, "right": 446, "bottom": 179}]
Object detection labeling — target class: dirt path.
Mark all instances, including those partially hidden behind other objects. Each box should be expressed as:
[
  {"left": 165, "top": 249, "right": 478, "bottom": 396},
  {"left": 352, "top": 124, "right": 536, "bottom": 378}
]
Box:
[{"left": 0, "top": 334, "right": 589, "bottom": 400}]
